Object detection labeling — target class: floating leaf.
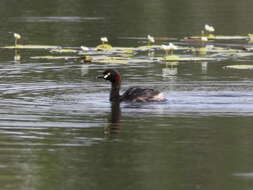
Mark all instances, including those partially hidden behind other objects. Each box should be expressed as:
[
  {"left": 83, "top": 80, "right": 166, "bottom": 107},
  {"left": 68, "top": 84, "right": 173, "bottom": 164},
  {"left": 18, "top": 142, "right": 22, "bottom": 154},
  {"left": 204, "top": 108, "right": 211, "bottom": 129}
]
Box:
[
  {"left": 96, "top": 44, "right": 113, "bottom": 50},
  {"left": 93, "top": 56, "right": 129, "bottom": 64},
  {"left": 192, "top": 46, "right": 244, "bottom": 54},
  {"left": 111, "top": 47, "right": 136, "bottom": 54},
  {"left": 212, "top": 35, "right": 249, "bottom": 40},
  {"left": 2, "top": 44, "right": 60, "bottom": 49},
  {"left": 223, "top": 65, "right": 253, "bottom": 70},
  {"left": 30, "top": 55, "right": 79, "bottom": 60},
  {"left": 50, "top": 48, "right": 79, "bottom": 53},
  {"left": 136, "top": 45, "right": 161, "bottom": 51},
  {"left": 158, "top": 55, "right": 217, "bottom": 62},
  {"left": 187, "top": 35, "right": 249, "bottom": 41}
]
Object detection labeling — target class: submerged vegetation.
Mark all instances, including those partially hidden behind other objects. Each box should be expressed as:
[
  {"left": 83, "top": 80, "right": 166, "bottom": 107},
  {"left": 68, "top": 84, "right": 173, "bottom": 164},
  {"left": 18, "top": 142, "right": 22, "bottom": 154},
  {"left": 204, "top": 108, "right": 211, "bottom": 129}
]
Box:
[{"left": 2, "top": 25, "right": 253, "bottom": 68}]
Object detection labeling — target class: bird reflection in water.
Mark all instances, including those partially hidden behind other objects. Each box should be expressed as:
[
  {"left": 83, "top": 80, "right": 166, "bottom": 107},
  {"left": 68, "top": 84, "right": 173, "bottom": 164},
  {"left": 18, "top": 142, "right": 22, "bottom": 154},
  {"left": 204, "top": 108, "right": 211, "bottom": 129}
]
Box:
[{"left": 105, "top": 101, "right": 121, "bottom": 135}]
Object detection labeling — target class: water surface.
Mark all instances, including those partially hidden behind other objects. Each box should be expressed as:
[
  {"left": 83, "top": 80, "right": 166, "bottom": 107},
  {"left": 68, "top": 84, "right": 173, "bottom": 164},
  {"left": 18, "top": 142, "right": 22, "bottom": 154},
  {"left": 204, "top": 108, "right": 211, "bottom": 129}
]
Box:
[{"left": 1, "top": 1, "right": 253, "bottom": 190}]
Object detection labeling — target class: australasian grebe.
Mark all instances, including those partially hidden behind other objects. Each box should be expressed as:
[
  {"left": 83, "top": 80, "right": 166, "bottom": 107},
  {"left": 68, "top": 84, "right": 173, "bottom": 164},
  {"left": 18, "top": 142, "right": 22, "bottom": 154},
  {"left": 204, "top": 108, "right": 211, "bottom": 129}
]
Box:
[{"left": 98, "top": 69, "right": 167, "bottom": 102}]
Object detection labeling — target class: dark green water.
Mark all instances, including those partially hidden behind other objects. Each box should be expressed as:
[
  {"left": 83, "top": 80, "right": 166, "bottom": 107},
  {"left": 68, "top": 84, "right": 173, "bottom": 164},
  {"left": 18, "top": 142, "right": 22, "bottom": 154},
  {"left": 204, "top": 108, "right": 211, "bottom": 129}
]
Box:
[{"left": 1, "top": 0, "right": 253, "bottom": 190}]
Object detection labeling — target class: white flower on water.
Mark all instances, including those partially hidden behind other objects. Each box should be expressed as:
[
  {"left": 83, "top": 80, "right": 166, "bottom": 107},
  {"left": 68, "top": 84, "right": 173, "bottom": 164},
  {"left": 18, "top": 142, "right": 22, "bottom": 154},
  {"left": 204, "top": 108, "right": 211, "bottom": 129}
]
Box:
[
  {"left": 80, "top": 46, "right": 89, "bottom": 51},
  {"left": 14, "top": 33, "right": 21, "bottom": 40},
  {"left": 200, "top": 36, "right": 208, "bottom": 42},
  {"left": 161, "top": 43, "right": 178, "bottom": 51},
  {"left": 147, "top": 35, "right": 155, "bottom": 43},
  {"left": 100, "top": 37, "right": 108, "bottom": 43},
  {"left": 201, "top": 36, "right": 208, "bottom": 42},
  {"left": 204, "top": 24, "right": 215, "bottom": 32}
]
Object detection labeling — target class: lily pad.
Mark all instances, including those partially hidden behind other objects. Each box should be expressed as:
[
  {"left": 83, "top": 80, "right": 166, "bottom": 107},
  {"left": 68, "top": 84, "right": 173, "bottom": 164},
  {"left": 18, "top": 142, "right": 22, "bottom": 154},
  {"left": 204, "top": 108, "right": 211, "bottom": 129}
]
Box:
[
  {"left": 188, "top": 35, "right": 249, "bottom": 40},
  {"left": 110, "top": 47, "right": 136, "bottom": 54},
  {"left": 136, "top": 45, "right": 162, "bottom": 51},
  {"left": 192, "top": 46, "right": 243, "bottom": 54},
  {"left": 158, "top": 55, "right": 217, "bottom": 62},
  {"left": 93, "top": 56, "right": 129, "bottom": 64},
  {"left": 223, "top": 65, "right": 253, "bottom": 70},
  {"left": 210, "top": 35, "right": 249, "bottom": 40},
  {"left": 2, "top": 44, "right": 60, "bottom": 49},
  {"left": 96, "top": 44, "right": 113, "bottom": 50},
  {"left": 50, "top": 48, "right": 79, "bottom": 53},
  {"left": 30, "top": 56, "right": 79, "bottom": 60}
]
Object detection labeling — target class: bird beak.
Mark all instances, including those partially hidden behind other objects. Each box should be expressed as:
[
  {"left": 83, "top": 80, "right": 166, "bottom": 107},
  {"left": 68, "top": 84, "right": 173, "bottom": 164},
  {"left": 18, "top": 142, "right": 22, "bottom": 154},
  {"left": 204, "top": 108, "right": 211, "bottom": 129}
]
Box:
[
  {"left": 97, "top": 73, "right": 111, "bottom": 79},
  {"left": 96, "top": 75, "right": 104, "bottom": 79}
]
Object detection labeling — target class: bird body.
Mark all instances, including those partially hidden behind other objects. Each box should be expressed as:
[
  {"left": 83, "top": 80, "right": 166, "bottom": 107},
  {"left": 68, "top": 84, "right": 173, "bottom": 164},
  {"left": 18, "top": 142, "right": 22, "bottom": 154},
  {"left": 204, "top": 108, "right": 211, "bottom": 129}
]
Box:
[
  {"left": 98, "top": 69, "right": 166, "bottom": 102},
  {"left": 120, "top": 87, "right": 165, "bottom": 102}
]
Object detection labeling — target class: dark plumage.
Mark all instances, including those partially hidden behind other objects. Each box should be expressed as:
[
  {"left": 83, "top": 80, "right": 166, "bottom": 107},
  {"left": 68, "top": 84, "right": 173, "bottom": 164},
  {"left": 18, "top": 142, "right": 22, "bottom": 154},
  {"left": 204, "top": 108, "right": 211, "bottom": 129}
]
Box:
[{"left": 98, "top": 69, "right": 166, "bottom": 102}]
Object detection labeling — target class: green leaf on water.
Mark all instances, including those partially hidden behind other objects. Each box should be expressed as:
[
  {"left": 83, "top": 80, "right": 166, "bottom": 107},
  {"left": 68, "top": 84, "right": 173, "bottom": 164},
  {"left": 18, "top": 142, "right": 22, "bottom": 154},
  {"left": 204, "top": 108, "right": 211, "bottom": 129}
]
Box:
[
  {"left": 50, "top": 48, "right": 79, "bottom": 53},
  {"left": 2, "top": 44, "right": 60, "bottom": 49},
  {"left": 30, "top": 56, "right": 79, "bottom": 60},
  {"left": 223, "top": 65, "right": 253, "bottom": 70},
  {"left": 211, "top": 35, "right": 248, "bottom": 40},
  {"left": 187, "top": 35, "right": 249, "bottom": 41},
  {"left": 96, "top": 44, "right": 113, "bottom": 51},
  {"left": 94, "top": 56, "right": 129, "bottom": 64},
  {"left": 159, "top": 55, "right": 216, "bottom": 62}
]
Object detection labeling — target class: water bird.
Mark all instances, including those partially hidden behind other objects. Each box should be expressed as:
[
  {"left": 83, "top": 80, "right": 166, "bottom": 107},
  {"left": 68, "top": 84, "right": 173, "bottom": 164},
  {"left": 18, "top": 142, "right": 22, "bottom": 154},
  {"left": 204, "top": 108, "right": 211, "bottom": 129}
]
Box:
[
  {"left": 97, "top": 69, "right": 167, "bottom": 102},
  {"left": 204, "top": 24, "right": 215, "bottom": 33}
]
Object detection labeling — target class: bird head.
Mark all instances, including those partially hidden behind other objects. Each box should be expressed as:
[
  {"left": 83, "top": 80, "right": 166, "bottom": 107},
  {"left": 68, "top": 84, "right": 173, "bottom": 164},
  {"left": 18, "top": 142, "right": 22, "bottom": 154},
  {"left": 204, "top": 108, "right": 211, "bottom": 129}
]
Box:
[{"left": 97, "top": 69, "right": 121, "bottom": 83}]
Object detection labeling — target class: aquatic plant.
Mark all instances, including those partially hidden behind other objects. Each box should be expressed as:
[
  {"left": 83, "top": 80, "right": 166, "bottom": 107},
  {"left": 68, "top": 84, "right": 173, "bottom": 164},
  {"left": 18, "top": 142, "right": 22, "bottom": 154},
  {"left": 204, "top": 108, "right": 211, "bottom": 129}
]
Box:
[
  {"left": 205, "top": 24, "right": 215, "bottom": 33},
  {"left": 3, "top": 28, "right": 253, "bottom": 66},
  {"left": 96, "top": 37, "right": 112, "bottom": 50},
  {"left": 204, "top": 24, "right": 215, "bottom": 39},
  {"left": 101, "top": 37, "right": 108, "bottom": 44},
  {"left": 223, "top": 65, "right": 253, "bottom": 70},
  {"left": 161, "top": 43, "right": 178, "bottom": 55},
  {"left": 147, "top": 35, "right": 155, "bottom": 46},
  {"left": 13, "top": 33, "right": 21, "bottom": 46},
  {"left": 248, "top": 34, "right": 253, "bottom": 43},
  {"left": 80, "top": 46, "right": 89, "bottom": 51}
]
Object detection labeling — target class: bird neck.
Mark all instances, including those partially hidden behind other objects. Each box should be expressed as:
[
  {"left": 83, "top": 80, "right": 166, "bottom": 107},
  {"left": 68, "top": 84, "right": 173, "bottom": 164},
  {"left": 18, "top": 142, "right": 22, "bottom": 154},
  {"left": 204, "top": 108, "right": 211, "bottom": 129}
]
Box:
[{"left": 110, "top": 81, "right": 121, "bottom": 102}]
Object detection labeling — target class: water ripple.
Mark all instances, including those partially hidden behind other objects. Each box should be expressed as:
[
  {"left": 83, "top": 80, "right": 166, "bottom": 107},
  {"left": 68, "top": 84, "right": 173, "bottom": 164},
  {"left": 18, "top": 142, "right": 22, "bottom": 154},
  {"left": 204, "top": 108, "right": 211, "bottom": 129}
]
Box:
[{"left": 13, "top": 16, "right": 105, "bottom": 23}]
